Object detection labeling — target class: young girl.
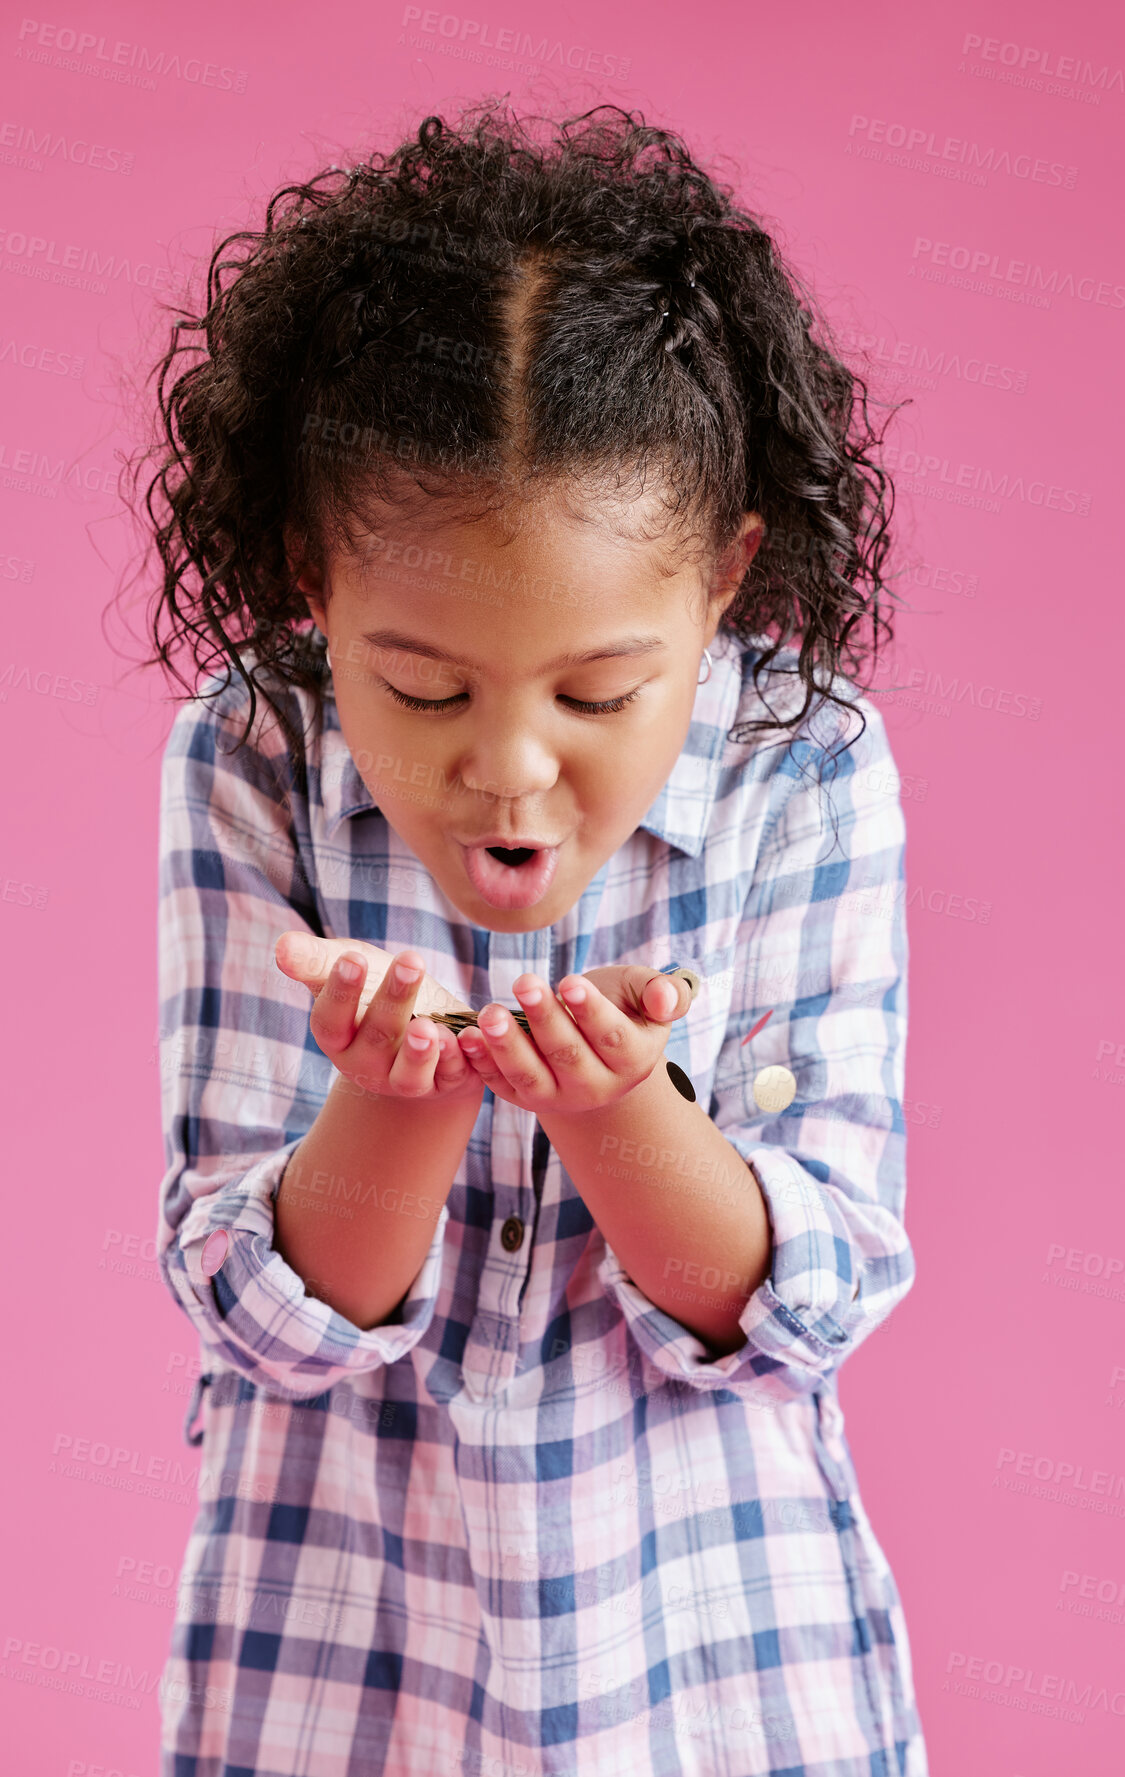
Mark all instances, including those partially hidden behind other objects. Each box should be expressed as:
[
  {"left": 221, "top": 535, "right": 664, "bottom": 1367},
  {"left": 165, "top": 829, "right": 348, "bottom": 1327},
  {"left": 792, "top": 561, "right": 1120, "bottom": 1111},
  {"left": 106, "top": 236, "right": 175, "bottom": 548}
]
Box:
[{"left": 141, "top": 100, "right": 925, "bottom": 1775}]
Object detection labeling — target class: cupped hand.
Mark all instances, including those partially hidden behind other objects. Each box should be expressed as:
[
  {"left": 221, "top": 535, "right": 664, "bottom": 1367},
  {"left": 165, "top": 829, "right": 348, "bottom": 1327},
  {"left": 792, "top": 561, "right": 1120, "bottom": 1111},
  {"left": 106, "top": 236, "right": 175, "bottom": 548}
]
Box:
[
  {"left": 275, "top": 931, "right": 482, "bottom": 1105},
  {"left": 275, "top": 932, "right": 475, "bottom": 1022},
  {"left": 456, "top": 964, "right": 695, "bottom": 1116}
]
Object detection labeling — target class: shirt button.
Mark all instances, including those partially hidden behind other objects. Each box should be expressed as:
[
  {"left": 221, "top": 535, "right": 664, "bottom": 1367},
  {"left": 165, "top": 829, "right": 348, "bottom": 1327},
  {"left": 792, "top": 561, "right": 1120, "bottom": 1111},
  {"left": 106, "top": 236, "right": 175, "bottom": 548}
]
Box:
[
  {"left": 500, "top": 1216, "right": 525, "bottom": 1253},
  {"left": 200, "top": 1229, "right": 230, "bottom": 1277}
]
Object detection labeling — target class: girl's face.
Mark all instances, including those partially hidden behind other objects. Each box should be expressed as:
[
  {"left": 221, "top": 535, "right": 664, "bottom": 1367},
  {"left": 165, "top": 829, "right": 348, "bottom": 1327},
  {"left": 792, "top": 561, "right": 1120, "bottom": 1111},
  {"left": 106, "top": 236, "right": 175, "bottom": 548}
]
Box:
[{"left": 296, "top": 487, "right": 762, "bottom": 933}]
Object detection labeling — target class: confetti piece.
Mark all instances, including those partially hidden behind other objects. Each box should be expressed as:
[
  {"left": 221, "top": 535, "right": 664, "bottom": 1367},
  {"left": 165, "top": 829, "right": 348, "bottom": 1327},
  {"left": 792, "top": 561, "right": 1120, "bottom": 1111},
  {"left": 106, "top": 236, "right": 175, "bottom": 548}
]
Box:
[
  {"left": 752, "top": 1065, "right": 797, "bottom": 1113},
  {"left": 742, "top": 1009, "right": 774, "bottom": 1046}
]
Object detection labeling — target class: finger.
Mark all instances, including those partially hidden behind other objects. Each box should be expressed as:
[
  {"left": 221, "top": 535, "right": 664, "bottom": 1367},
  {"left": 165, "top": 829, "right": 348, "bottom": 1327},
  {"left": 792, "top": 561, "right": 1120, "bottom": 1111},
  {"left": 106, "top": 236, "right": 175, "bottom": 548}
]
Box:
[
  {"left": 346, "top": 948, "right": 426, "bottom": 1068},
  {"left": 277, "top": 931, "right": 391, "bottom": 1003},
  {"left": 466, "top": 1002, "right": 556, "bottom": 1097},
  {"left": 308, "top": 950, "right": 370, "bottom": 1056},
  {"left": 512, "top": 973, "right": 593, "bottom": 1084},
  {"left": 387, "top": 1013, "right": 443, "bottom": 1096},
  {"left": 276, "top": 930, "right": 334, "bottom": 987},
  {"left": 455, "top": 1023, "right": 510, "bottom": 1094},
  {"left": 433, "top": 1022, "right": 474, "bottom": 1083},
  {"left": 618, "top": 966, "right": 694, "bottom": 1023},
  {"left": 554, "top": 974, "right": 636, "bottom": 1075},
  {"left": 455, "top": 1026, "right": 499, "bottom": 1083},
  {"left": 641, "top": 974, "right": 683, "bottom": 1020}
]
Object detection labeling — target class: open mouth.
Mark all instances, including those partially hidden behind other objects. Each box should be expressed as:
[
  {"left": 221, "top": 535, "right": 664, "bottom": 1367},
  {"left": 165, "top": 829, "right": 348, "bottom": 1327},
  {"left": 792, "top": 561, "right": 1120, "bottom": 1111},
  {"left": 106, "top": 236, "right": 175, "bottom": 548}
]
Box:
[
  {"left": 459, "top": 842, "right": 561, "bottom": 911},
  {"left": 486, "top": 846, "right": 536, "bottom": 867}
]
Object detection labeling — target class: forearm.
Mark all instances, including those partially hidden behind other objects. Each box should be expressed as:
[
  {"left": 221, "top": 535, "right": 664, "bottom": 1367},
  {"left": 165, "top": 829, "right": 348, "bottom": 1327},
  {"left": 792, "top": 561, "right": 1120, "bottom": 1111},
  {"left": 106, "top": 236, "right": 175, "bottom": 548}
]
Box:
[
  {"left": 275, "top": 1070, "right": 481, "bottom": 1332},
  {"left": 537, "top": 1062, "right": 772, "bottom": 1355}
]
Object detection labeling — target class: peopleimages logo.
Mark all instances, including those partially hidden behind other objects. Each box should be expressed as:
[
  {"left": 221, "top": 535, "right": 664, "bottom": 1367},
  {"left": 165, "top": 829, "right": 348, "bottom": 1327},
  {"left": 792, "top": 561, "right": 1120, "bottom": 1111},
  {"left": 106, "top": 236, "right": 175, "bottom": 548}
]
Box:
[
  {"left": 942, "top": 1648, "right": 1124, "bottom": 1718},
  {"left": 14, "top": 20, "right": 249, "bottom": 93},
  {"left": 0, "top": 118, "right": 133, "bottom": 173},
  {"left": 910, "top": 236, "right": 1125, "bottom": 309},
  {"left": 959, "top": 32, "right": 1124, "bottom": 98},
  {"left": 838, "top": 326, "right": 1028, "bottom": 394},
  {"left": 880, "top": 441, "right": 1090, "bottom": 518},
  {"left": 0, "top": 227, "right": 181, "bottom": 297},
  {"left": 397, "top": 6, "right": 632, "bottom": 80},
  {"left": 847, "top": 116, "right": 1078, "bottom": 188}
]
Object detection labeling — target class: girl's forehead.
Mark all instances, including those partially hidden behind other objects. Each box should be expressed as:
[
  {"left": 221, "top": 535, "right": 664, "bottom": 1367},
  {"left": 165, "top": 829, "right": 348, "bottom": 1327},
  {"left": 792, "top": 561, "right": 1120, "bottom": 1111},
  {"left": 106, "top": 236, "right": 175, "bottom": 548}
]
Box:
[
  {"left": 340, "top": 474, "right": 711, "bottom": 569},
  {"left": 350, "top": 616, "right": 672, "bottom": 676},
  {"left": 332, "top": 539, "right": 705, "bottom": 638}
]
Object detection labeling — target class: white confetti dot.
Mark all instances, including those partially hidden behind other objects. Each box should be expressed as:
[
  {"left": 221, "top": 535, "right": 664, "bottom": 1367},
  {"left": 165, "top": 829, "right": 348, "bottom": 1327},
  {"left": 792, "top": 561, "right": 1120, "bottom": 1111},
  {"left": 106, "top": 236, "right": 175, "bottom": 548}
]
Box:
[{"left": 753, "top": 1066, "right": 797, "bottom": 1113}]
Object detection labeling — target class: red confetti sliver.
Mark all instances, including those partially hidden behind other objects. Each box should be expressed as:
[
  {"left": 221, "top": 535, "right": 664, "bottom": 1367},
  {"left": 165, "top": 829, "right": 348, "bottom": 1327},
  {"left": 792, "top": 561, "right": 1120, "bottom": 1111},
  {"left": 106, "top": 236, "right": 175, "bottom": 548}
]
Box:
[{"left": 742, "top": 1009, "right": 773, "bottom": 1046}]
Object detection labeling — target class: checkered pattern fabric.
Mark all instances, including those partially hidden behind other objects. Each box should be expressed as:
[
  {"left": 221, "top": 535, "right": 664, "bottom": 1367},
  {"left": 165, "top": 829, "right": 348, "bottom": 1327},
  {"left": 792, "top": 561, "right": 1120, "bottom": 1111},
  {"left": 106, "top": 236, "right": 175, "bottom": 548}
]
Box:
[{"left": 155, "top": 626, "right": 925, "bottom": 1774}]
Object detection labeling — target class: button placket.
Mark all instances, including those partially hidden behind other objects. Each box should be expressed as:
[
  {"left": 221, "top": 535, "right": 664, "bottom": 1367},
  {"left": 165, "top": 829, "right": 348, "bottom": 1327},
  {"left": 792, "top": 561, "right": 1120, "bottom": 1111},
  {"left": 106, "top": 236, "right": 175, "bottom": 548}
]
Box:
[
  {"left": 490, "top": 923, "right": 551, "bottom": 1234},
  {"left": 459, "top": 927, "right": 550, "bottom": 1401},
  {"left": 513, "top": 1123, "right": 552, "bottom": 1331}
]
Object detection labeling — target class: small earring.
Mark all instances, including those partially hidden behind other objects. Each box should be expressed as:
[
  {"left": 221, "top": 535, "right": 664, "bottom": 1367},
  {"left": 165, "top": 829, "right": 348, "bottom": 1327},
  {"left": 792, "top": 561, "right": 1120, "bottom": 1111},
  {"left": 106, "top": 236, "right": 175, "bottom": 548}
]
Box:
[
  {"left": 325, "top": 644, "right": 332, "bottom": 669},
  {"left": 697, "top": 648, "right": 713, "bottom": 685}
]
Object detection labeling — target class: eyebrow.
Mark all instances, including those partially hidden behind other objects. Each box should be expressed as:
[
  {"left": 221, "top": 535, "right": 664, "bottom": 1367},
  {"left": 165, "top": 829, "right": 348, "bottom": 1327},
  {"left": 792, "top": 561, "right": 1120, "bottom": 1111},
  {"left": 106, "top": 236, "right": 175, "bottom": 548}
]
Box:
[{"left": 357, "top": 628, "right": 667, "bottom": 674}]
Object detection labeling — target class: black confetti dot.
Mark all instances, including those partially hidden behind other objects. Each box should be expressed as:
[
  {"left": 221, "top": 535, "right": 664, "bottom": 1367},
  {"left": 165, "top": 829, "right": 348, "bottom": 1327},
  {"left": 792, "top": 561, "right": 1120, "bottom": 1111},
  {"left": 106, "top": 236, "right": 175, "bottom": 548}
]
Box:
[{"left": 666, "top": 1061, "right": 696, "bottom": 1102}]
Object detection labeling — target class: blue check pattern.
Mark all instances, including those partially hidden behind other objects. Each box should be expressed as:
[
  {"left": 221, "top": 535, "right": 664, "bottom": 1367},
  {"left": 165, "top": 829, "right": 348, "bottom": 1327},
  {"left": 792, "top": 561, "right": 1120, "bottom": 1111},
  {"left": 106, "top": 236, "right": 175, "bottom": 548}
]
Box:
[{"left": 155, "top": 625, "right": 926, "bottom": 1774}]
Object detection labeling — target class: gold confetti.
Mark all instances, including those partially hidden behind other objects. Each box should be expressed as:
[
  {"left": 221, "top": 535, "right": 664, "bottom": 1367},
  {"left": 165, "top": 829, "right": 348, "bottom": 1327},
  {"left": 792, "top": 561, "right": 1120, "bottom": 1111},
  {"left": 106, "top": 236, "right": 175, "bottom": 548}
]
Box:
[{"left": 753, "top": 1065, "right": 797, "bottom": 1113}]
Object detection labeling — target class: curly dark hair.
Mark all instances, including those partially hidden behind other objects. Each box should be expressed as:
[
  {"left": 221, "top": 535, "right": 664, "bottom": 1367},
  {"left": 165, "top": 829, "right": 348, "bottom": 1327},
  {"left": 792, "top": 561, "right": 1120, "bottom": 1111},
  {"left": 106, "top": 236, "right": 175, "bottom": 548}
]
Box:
[{"left": 121, "top": 97, "right": 907, "bottom": 776}]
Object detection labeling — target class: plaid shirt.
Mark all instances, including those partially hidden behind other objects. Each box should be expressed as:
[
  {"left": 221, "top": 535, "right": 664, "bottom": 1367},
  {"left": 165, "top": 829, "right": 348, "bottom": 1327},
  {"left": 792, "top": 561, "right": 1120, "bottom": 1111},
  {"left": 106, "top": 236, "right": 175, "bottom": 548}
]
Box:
[{"left": 155, "top": 625, "right": 926, "bottom": 1775}]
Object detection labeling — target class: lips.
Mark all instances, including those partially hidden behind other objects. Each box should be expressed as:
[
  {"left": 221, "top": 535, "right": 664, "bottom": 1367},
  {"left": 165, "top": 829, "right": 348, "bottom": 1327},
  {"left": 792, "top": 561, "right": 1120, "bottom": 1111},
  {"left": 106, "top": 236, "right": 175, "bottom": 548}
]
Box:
[
  {"left": 458, "top": 840, "right": 561, "bottom": 911},
  {"left": 455, "top": 835, "right": 564, "bottom": 851}
]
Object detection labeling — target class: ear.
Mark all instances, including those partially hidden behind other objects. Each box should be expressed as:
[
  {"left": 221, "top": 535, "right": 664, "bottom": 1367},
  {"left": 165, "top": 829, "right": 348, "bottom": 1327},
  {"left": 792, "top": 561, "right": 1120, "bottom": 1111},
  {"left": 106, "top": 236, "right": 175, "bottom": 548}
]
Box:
[
  {"left": 703, "top": 513, "right": 765, "bottom": 642},
  {"left": 284, "top": 525, "right": 328, "bottom": 631}
]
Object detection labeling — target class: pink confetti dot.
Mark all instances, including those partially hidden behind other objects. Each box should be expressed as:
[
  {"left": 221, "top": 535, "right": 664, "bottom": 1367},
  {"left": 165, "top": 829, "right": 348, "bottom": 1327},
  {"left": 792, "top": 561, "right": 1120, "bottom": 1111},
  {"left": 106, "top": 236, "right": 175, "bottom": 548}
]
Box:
[{"left": 200, "top": 1229, "right": 230, "bottom": 1278}]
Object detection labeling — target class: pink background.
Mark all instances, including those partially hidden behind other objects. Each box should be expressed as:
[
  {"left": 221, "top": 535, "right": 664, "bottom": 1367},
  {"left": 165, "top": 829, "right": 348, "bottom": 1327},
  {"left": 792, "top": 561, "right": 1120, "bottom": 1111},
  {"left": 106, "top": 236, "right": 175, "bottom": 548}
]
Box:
[{"left": 3, "top": 0, "right": 1123, "bottom": 1770}]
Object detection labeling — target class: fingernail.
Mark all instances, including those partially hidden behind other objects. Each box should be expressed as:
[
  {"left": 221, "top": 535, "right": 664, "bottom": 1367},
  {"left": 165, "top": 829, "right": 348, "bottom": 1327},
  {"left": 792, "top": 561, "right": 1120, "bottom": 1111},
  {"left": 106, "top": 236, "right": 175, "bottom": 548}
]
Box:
[
  {"left": 559, "top": 981, "right": 586, "bottom": 1005},
  {"left": 479, "top": 1010, "right": 508, "bottom": 1035},
  {"left": 338, "top": 957, "right": 362, "bottom": 984},
  {"left": 395, "top": 961, "right": 422, "bottom": 985},
  {"left": 406, "top": 1030, "right": 431, "bottom": 1051},
  {"left": 515, "top": 984, "right": 542, "bottom": 1006}
]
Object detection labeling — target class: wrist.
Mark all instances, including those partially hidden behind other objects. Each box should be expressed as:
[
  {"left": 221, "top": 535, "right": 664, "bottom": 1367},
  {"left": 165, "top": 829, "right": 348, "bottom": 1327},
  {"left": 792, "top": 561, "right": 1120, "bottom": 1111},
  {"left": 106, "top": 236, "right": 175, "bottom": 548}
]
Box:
[{"left": 538, "top": 1052, "right": 677, "bottom": 1131}]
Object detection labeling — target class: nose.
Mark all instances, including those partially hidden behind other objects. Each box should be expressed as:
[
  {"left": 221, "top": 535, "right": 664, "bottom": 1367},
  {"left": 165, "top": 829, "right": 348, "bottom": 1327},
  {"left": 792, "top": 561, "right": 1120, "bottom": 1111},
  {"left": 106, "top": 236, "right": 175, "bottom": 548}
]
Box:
[{"left": 455, "top": 716, "right": 560, "bottom": 804}]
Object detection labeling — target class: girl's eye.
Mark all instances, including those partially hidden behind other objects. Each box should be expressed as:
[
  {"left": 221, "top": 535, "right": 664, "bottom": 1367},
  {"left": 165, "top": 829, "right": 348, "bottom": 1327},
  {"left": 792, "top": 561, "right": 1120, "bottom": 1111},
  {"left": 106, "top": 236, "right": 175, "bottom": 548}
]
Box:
[
  {"left": 564, "top": 690, "right": 642, "bottom": 714},
  {"left": 379, "top": 683, "right": 643, "bottom": 716},
  {"left": 380, "top": 683, "right": 464, "bottom": 713}
]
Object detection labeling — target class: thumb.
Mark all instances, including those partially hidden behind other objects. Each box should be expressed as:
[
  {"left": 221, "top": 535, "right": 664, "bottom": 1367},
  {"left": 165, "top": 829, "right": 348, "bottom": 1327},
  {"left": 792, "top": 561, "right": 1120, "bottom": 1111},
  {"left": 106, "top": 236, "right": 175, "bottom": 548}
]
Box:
[
  {"left": 640, "top": 968, "right": 699, "bottom": 1022},
  {"left": 275, "top": 930, "right": 335, "bottom": 989}
]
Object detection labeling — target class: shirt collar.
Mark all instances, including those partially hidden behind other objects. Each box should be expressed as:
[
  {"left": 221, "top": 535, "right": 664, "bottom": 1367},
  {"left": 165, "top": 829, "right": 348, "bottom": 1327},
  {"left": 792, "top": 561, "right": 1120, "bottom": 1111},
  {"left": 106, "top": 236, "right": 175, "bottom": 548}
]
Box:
[{"left": 319, "top": 626, "right": 747, "bottom": 859}]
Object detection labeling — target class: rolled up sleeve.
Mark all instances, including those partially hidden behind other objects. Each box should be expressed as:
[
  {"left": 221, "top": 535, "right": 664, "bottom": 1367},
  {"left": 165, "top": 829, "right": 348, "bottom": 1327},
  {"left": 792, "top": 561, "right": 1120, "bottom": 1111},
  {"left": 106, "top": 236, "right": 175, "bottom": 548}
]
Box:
[
  {"left": 599, "top": 696, "right": 916, "bottom": 1405},
  {"left": 155, "top": 687, "right": 447, "bottom": 1402}
]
